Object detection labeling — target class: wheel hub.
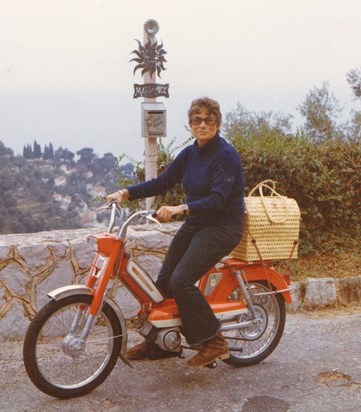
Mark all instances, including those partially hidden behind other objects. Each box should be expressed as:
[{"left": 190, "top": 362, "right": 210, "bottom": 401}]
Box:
[
  {"left": 240, "top": 304, "right": 268, "bottom": 340},
  {"left": 62, "top": 334, "right": 86, "bottom": 358}
]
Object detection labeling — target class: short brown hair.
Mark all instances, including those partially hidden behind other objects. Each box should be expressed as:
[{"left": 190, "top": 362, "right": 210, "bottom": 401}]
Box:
[{"left": 188, "top": 97, "right": 222, "bottom": 129}]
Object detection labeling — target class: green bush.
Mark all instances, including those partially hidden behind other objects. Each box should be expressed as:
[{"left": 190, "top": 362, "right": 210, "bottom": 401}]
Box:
[{"left": 229, "top": 132, "right": 360, "bottom": 255}]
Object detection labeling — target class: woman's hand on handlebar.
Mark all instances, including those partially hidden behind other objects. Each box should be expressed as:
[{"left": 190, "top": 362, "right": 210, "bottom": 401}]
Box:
[
  {"left": 156, "top": 205, "right": 184, "bottom": 222},
  {"left": 106, "top": 189, "right": 129, "bottom": 204}
]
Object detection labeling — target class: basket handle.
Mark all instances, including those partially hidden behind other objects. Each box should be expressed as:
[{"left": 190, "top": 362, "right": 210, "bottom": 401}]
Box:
[
  {"left": 248, "top": 179, "right": 277, "bottom": 196},
  {"left": 249, "top": 180, "right": 288, "bottom": 224}
]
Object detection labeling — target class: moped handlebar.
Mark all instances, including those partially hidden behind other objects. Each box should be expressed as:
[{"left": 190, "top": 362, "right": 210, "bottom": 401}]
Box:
[
  {"left": 97, "top": 202, "right": 162, "bottom": 238},
  {"left": 118, "top": 209, "right": 161, "bottom": 239},
  {"left": 96, "top": 201, "right": 126, "bottom": 234}
]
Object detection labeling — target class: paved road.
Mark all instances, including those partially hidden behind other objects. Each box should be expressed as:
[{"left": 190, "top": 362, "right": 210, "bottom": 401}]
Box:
[{"left": 1, "top": 309, "right": 361, "bottom": 412}]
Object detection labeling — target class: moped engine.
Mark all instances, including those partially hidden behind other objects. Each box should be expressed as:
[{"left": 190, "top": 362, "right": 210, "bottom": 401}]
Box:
[
  {"left": 156, "top": 327, "right": 181, "bottom": 352},
  {"left": 137, "top": 321, "right": 181, "bottom": 352}
]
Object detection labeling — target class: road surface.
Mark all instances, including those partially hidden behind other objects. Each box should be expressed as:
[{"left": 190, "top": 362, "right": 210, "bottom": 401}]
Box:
[{"left": 1, "top": 309, "right": 360, "bottom": 412}]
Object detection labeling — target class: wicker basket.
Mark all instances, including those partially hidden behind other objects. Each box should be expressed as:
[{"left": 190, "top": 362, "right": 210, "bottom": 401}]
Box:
[{"left": 231, "top": 180, "right": 301, "bottom": 261}]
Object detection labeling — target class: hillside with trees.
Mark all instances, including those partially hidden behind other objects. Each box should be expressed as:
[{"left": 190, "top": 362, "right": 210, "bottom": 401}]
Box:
[{"left": 0, "top": 141, "right": 136, "bottom": 234}]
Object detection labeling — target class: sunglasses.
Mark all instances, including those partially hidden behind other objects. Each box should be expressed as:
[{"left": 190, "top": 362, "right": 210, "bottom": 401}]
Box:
[{"left": 190, "top": 116, "right": 217, "bottom": 126}]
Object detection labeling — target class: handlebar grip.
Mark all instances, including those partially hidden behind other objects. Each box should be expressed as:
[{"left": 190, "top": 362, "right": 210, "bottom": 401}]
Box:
[{"left": 152, "top": 210, "right": 179, "bottom": 220}]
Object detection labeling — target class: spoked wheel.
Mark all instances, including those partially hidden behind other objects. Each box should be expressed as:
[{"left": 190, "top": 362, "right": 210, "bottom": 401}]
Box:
[
  {"left": 222, "top": 280, "right": 286, "bottom": 367},
  {"left": 23, "top": 295, "right": 123, "bottom": 399}
]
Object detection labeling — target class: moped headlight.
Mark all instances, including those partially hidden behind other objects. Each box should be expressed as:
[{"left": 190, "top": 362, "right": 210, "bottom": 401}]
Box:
[{"left": 87, "top": 236, "right": 99, "bottom": 253}]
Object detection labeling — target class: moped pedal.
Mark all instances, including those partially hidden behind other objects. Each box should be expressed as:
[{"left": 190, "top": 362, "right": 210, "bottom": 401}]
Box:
[{"left": 204, "top": 361, "right": 217, "bottom": 369}]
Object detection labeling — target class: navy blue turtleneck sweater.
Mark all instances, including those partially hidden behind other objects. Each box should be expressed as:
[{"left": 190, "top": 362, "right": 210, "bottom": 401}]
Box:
[{"left": 128, "top": 133, "right": 245, "bottom": 225}]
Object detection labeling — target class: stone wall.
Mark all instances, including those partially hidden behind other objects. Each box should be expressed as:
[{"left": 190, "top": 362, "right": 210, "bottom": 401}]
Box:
[
  {"left": 0, "top": 223, "right": 180, "bottom": 340},
  {"left": 1, "top": 224, "right": 360, "bottom": 339}
]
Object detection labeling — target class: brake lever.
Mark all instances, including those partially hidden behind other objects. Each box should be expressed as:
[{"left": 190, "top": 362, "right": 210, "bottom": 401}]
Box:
[{"left": 145, "top": 211, "right": 162, "bottom": 227}]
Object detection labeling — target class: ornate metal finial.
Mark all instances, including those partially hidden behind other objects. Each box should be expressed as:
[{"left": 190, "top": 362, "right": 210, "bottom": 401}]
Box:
[
  {"left": 144, "top": 19, "right": 159, "bottom": 35},
  {"left": 130, "top": 39, "right": 167, "bottom": 78}
]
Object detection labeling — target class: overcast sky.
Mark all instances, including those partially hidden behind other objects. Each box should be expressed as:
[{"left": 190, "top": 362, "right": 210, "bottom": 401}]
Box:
[{"left": 1, "top": 0, "right": 360, "bottom": 161}]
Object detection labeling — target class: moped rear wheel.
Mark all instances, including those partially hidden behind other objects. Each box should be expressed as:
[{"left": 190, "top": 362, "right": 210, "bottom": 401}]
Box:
[
  {"left": 222, "top": 280, "right": 286, "bottom": 367},
  {"left": 23, "top": 294, "right": 123, "bottom": 399}
]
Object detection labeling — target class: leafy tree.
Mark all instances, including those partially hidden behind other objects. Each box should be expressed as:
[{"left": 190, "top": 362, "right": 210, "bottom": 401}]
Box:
[
  {"left": 344, "top": 68, "right": 361, "bottom": 142},
  {"left": 297, "top": 82, "right": 343, "bottom": 142},
  {"left": 23, "top": 144, "right": 33, "bottom": 159},
  {"left": 43, "top": 143, "right": 55, "bottom": 160},
  {"left": 43, "top": 145, "right": 50, "bottom": 160},
  {"left": 0, "top": 141, "right": 13, "bottom": 158},
  {"left": 345, "top": 110, "right": 361, "bottom": 142},
  {"left": 33, "top": 140, "right": 42, "bottom": 158},
  {"left": 223, "top": 103, "right": 293, "bottom": 140},
  {"left": 346, "top": 68, "right": 361, "bottom": 99},
  {"left": 120, "top": 162, "right": 135, "bottom": 179},
  {"left": 96, "top": 152, "right": 117, "bottom": 175},
  {"left": 12, "top": 155, "right": 27, "bottom": 168},
  {"left": 49, "top": 143, "right": 54, "bottom": 159},
  {"left": 54, "top": 147, "right": 75, "bottom": 165},
  {"left": 77, "top": 147, "right": 96, "bottom": 168}
]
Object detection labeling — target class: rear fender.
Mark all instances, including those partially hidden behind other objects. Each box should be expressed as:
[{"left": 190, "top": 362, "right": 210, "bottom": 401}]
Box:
[
  {"left": 242, "top": 265, "right": 292, "bottom": 304},
  {"left": 47, "top": 285, "right": 127, "bottom": 354}
]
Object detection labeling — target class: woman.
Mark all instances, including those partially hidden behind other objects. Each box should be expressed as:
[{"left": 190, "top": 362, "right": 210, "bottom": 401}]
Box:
[{"left": 106, "top": 97, "right": 245, "bottom": 368}]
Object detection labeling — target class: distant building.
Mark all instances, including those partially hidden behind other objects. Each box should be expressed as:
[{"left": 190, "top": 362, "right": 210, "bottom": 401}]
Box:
[
  {"left": 60, "top": 195, "right": 72, "bottom": 210},
  {"left": 51, "top": 193, "right": 62, "bottom": 202},
  {"left": 54, "top": 176, "right": 67, "bottom": 186}
]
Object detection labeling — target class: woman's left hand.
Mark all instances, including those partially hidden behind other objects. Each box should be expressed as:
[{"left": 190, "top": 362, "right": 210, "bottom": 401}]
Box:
[{"left": 156, "top": 205, "right": 184, "bottom": 222}]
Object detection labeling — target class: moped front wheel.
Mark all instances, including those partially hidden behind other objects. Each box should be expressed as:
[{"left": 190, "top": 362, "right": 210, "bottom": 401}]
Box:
[
  {"left": 222, "top": 280, "right": 286, "bottom": 367},
  {"left": 23, "top": 294, "right": 123, "bottom": 399}
]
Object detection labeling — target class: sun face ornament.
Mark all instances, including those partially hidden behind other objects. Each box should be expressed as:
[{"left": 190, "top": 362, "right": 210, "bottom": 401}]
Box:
[{"left": 130, "top": 39, "right": 167, "bottom": 78}]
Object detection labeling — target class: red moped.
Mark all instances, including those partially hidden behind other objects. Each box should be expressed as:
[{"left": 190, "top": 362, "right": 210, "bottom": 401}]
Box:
[{"left": 23, "top": 202, "right": 291, "bottom": 399}]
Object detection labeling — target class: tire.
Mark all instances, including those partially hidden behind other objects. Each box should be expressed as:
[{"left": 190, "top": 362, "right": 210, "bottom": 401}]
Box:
[
  {"left": 222, "top": 280, "right": 286, "bottom": 367},
  {"left": 23, "top": 295, "right": 123, "bottom": 399}
]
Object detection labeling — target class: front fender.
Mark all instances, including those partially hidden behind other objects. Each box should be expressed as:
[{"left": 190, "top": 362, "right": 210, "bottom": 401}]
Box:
[
  {"left": 48, "top": 284, "right": 92, "bottom": 300},
  {"left": 47, "top": 285, "right": 127, "bottom": 355}
]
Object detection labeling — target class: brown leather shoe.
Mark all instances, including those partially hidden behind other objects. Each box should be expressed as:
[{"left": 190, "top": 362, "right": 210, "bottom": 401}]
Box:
[
  {"left": 187, "top": 331, "right": 229, "bottom": 368},
  {"left": 126, "top": 340, "right": 182, "bottom": 361}
]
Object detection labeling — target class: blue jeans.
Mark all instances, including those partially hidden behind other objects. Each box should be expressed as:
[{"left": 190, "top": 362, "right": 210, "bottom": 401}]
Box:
[{"left": 155, "top": 222, "right": 242, "bottom": 345}]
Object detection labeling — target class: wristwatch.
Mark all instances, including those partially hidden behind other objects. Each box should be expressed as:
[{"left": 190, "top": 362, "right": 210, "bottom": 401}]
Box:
[{"left": 182, "top": 204, "right": 189, "bottom": 216}]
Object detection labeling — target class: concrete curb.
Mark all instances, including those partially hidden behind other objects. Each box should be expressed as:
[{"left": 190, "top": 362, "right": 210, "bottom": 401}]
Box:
[{"left": 288, "top": 276, "right": 361, "bottom": 312}]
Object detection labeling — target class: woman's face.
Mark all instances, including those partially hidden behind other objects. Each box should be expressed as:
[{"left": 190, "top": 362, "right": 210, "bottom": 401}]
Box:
[{"left": 190, "top": 108, "right": 220, "bottom": 147}]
